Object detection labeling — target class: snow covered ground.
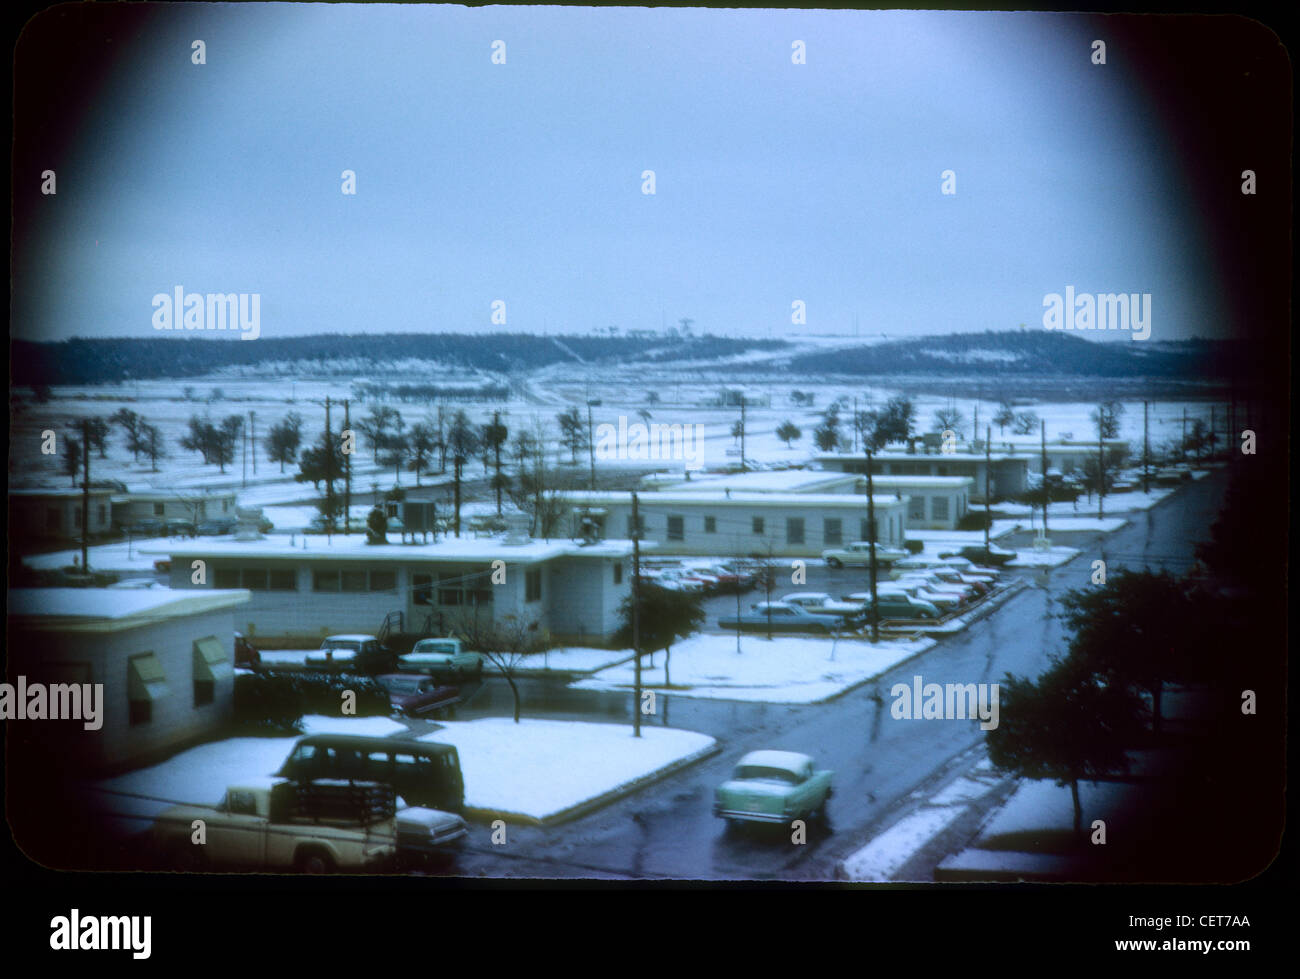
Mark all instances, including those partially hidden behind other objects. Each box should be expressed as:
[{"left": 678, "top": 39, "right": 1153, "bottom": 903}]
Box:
[
  {"left": 22, "top": 538, "right": 172, "bottom": 573},
  {"left": 491, "top": 647, "right": 634, "bottom": 675},
  {"left": 419, "top": 718, "right": 717, "bottom": 823},
  {"left": 570, "top": 632, "right": 934, "bottom": 704}
]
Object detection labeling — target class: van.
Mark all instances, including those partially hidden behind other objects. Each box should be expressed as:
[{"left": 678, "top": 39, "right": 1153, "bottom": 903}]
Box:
[{"left": 276, "top": 735, "right": 464, "bottom": 812}]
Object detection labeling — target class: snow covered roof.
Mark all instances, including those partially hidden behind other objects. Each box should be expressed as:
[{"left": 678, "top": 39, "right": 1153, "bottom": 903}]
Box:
[
  {"left": 559, "top": 491, "right": 905, "bottom": 508},
  {"left": 815, "top": 451, "right": 1030, "bottom": 465},
  {"left": 143, "top": 533, "right": 637, "bottom": 564},
  {"left": 650, "top": 470, "right": 856, "bottom": 494},
  {"left": 9, "top": 487, "right": 114, "bottom": 498},
  {"left": 8, "top": 587, "right": 250, "bottom": 632}
]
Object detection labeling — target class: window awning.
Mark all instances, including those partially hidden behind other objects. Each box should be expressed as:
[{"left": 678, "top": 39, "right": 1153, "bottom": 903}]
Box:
[
  {"left": 193, "top": 636, "right": 234, "bottom": 682},
  {"left": 128, "top": 652, "right": 170, "bottom": 701}
]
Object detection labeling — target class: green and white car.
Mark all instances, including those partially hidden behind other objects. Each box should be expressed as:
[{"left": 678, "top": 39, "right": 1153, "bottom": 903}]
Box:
[
  {"left": 398, "top": 637, "right": 484, "bottom": 681},
  {"left": 713, "top": 750, "right": 833, "bottom": 826}
]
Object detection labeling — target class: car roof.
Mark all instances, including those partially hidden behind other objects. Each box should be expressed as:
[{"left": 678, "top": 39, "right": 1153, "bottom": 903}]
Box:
[
  {"left": 737, "top": 750, "right": 813, "bottom": 771},
  {"left": 291, "top": 734, "right": 455, "bottom": 754},
  {"left": 324, "top": 634, "right": 375, "bottom": 642}
]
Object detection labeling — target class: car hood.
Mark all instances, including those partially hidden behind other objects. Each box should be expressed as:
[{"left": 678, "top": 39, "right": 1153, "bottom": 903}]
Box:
[{"left": 397, "top": 807, "right": 467, "bottom": 833}]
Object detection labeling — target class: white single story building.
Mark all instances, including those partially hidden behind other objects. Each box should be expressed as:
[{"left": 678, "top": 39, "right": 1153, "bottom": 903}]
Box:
[
  {"left": 9, "top": 488, "right": 115, "bottom": 539},
  {"left": 111, "top": 490, "right": 238, "bottom": 529},
  {"left": 6, "top": 587, "right": 250, "bottom": 772},
  {"left": 150, "top": 532, "right": 638, "bottom": 645},
  {"left": 1016, "top": 440, "right": 1133, "bottom": 475},
  {"left": 814, "top": 448, "right": 1030, "bottom": 502},
  {"left": 557, "top": 490, "right": 908, "bottom": 558},
  {"left": 640, "top": 469, "right": 974, "bottom": 530}
]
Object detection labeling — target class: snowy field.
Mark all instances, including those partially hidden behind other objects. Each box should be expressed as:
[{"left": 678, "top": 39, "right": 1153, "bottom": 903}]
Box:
[
  {"left": 570, "top": 632, "right": 934, "bottom": 704},
  {"left": 489, "top": 646, "right": 634, "bottom": 675},
  {"left": 420, "top": 718, "right": 717, "bottom": 823}
]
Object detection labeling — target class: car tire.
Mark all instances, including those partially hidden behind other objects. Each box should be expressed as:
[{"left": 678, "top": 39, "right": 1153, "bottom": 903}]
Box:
[
  {"left": 827, "top": 558, "right": 842, "bottom": 569},
  {"left": 295, "top": 849, "right": 335, "bottom": 875}
]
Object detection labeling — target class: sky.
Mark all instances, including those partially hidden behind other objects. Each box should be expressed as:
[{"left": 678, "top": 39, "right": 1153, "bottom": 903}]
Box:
[{"left": 12, "top": 6, "right": 1250, "bottom": 343}]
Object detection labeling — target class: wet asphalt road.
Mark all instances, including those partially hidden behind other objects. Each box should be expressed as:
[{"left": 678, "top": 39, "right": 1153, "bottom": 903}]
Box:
[{"left": 428, "top": 472, "right": 1231, "bottom": 880}]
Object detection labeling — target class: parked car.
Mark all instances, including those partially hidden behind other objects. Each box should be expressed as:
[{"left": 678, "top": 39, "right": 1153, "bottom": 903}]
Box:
[
  {"left": 398, "top": 637, "right": 484, "bottom": 681},
  {"left": 234, "top": 631, "right": 262, "bottom": 670},
  {"left": 843, "top": 592, "right": 942, "bottom": 621},
  {"left": 375, "top": 674, "right": 460, "bottom": 718},
  {"left": 129, "top": 519, "right": 165, "bottom": 537},
  {"left": 163, "top": 519, "right": 196, "bottom": 536},
  {"left": 822, "top": 541, "right": 909, "bottom": 569},
  {"left": 196, "top": 517, "right": 237, "bottom": 536},
  {"left": 394, "top": 806, "right": 470, "bottom": 869},
  {"left": 304, "top": 634, "right": 396, "bottom": 674},
  {"left": 780, "top": 592, "right": 871, "bottom": 624},
  {"left": 277, "top": 735, "right": 465, "bottom": 812},
  {"left": 718, "top": 602, "right": 847, "bottom": 634},
  {"left": 885, "top": 576, "right": 969, "bottom": 609},
  {"left": 942, "top": 544, "right": 1017, "bottom": 567},
  {"left": 713, "top": 750, "right": 833, "bottom": 826}
]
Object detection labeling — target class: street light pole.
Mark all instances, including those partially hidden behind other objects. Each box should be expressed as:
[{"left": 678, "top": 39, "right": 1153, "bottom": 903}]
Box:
[
  {"left": 631, "top": 491, "right": 642, "bottom": 738},
  {"left": 866, "top": 446, "right": 878, "bottom": 644}
]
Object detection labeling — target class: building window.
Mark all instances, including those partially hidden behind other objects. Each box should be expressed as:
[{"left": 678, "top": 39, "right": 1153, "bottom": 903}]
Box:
[
  {"left": 46, "top": 508, "right": 61, "bottom": 533},
  {"left": 413, "top": 573, "right": 433, "bottom": 606},
  {"left": 215, "top": 568, "right": 240, "bottom": 589},
  {"left": 667, "top": 515, "right": 684, "bottom": 541},
  {"left": 370, "top": 570, "right": 396, "bottom": 592},
  {"left": 752, "top": 516, "right": 765, "bottom": 536},
  {"left": 908, "top": 496, "right": 926, "bottom": 521},
  {"left": 704, "top": 515, "right": 716, "bottom": 533},
  {"left": 313, "top": 569, "right": 340, "bottom": 592},
  {"left": 525, "top": 568, "right": 542, "bottom": 603},
  {"left": 931, "top": 497, "right": 950, "bottom": 522},
  {"left": 269, "top": 569, "right": 297, "bottom": 591},
  {"left": 823, "top": 518, "right": 842, "bottom": 546},
  {"left": 154, "top": 503, "right": 165, "bottom": 516},
  {"left": 128, "top": 652, "right": 168, "bottom": 726},
  {"left": 241, "top": 569, "right": 268, "bottom": 591},
  {"left": 341, "top": 570, "right": 368, "bottom": 592},
  {"left": 613, "top": 563, "right": 623, "bottom": 585},
  {"left": 437, "top": 572, "right": 464, "bottom": 606},
  {"left": 98, "top": 504, "right": 107, "bottom": 524},
  {"left": 786, "top": 518, "right": 805, "bottom": 545}
]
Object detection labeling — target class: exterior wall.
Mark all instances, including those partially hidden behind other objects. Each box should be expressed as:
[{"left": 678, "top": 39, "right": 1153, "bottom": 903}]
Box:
[
  {"left": 1026, "top": 444, "right": 1131, "bottom": 474},
  {"left": 166, "top": 552, "right": 627, "bottom": 642},
  {"left": 8, "top": 606, "right": 237, "bottom": 772},
  {"left": 9, "top": 492, "right": 114, "bottom": 538},
  {"left": 578, "top": 499, "right": 906, "bottom": 557},
  {"left": 112, "top": 494, "right": 237, "bottom": 527},
  {"left": 823, "top": 457, "right": 1028, "bottom": 502}
]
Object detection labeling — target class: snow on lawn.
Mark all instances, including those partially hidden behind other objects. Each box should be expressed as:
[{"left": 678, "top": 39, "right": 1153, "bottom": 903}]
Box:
[
  {"left": 490, "top": 647, "right": 634, "bottom": 675},
  {"left": 419, "top": 718, "right": 716, "bottom": 823},
  {"left": 991, "top": 517, "right": 1126, "bottom": 535},
  {"left": 1004, "top": 546, "right": 1079, "bottom": 569},
  {"left": 23, "top": 539, "right": 171, "bottom": 573},
  {"left": 92, "top": 716, "right": 407, "bottom": 832},
  {"left": 93, "top": 737, "right": 297, "bottom": 832},
  {"left": 570, "top": 632, "right": 934, "bottom": 704}
]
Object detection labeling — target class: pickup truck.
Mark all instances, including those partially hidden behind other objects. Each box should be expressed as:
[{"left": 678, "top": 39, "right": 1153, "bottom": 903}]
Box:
[
  {"left": 303, "top": 634, "right": 397, "bottom": 674},
  {"left": 150, "top": 777, "right": 468, "bottom": 873},
  {"left": 150, "top": 777, "right": 399, "bottom": 873}
]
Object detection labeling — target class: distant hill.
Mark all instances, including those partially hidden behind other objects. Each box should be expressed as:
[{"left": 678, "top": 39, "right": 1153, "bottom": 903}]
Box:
[
  {"left": 777, "top": 330, "right": 1258, "bottom": 382},
  {"left": 9, "top": 332, "right": 787, "bottom": 386}
]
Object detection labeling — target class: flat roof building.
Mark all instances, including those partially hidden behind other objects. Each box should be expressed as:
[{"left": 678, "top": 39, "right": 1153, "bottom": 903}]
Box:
[
  {"left": 148, "top": 532, "right": 637, "bottom": 646},
  {"left": 558, "top": 490, "right": 908, "bottom": 558},
  {"left": 814, "top": 448, "right": 1030, "bottom": 502}
]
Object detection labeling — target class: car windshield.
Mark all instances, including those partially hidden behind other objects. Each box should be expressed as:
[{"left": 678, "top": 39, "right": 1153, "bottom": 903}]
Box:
[
  {"left": 412, "top": 640, "right": 453, "bottom": 654},
  {"left": 381, "top": 678, "right": 420, "bottom": 694},
  {"left": 736, "top": 766, "right": 800, "bottom": 784}
]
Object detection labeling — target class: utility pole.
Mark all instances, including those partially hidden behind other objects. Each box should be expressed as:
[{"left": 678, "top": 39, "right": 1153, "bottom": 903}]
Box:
[
  {"left": 984, "top": 427, "right": 991, "bottom": 553},
  {"left": 866, "top": 446, "right": 879, "bottom": 643},
  {"left": 1097, "top": 423, "right": 1105, "bottom": 520},
  {"left": 631, "top": 492, "right": 642, "bottom": 738},
  {"left": 324, "top": 396, "right": 335, "bottom": 538},
  {"left": 343, "top": 399, "right": 352, "bottom": 535},
  {"left": 250, "top": 410, "right": 257, "bottom": 475},
  {"left": 1182, "top": 407, "right": 1188, "bottom": 463},
  {"left": 1142, "top": 401, "right": 1150, "bottom": 494},
  {"left": 241, "top": 416, "right": 248, "bottom": 489},
  {"left": 1210, "top": 405, "right": 1218, "bottom": 460},
  {"left": 740, "top": 397, "right": 748, "bottom": 472},
  {"left": 1040, "top": 419, "right": 1049, "bottom": 537},
  {"left": 852, "top": 396, "right": 858, "bottom": 453},
  {"left": 586, "top": 401, "right": 596, "bottom": 492},
  {"left": 80, "top": 419, "right": 90, "bottom": 573}
]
